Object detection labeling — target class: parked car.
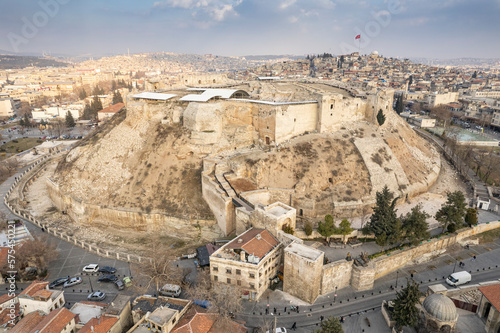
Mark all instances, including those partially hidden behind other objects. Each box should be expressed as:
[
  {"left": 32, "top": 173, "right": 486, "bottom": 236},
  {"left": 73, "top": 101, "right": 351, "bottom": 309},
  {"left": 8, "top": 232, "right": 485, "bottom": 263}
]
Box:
[
  {"left": 49, "top": 277, "right": 69, "bottom": 289},
  {"left": 63, "top": 277, "right": 82, "bottom": 288},
  {"left": 98, "top": 266, "right": 117, "bottom": 274},
  {"left": 87, "top": 291, "right": 106, "bottom": 301},
  {"left": 158, "top": 284, "right": 181, "bottom": 297},
  {"left": 98, "top": 275, "right": 118, "bottom": 283},
  {"left": 83, "top": 264, "right": 99, "bottom": 273},
  {"left": 266, "top": 328, "right": 287, "bottom": 333},
  {"left": 446, "top": 271, "right": 471, "bottom": 287},
  {"left": 114, "top": 280, "right": 124, "bottom": 290}
]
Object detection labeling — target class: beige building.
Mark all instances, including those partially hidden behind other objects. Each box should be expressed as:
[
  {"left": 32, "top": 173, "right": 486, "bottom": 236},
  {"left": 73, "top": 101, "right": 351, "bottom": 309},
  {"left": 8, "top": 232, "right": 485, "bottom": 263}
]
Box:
[
  {"left": 478, "top": 284, "right": 500, "bottom": 333},
  {"left": 0, "top": 98, "right": 14, "bottom": 119},
  {"left": 18, "top": 281, "right": 65, "bottom": 315},
  {"left": 427, "top": 92, "right": 459, "bottom": 107},
  {"left": 210, "top": 228, "right": 282, "bottom": 301}
]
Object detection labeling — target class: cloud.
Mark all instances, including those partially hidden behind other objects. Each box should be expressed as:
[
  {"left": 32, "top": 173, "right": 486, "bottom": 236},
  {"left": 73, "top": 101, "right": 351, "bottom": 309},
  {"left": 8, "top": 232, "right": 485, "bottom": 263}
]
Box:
[
  {"left": 280, "top": 0, "right": 297, "bottom": 10},
  {"left": 152, "top": 0, "right": 242, "bottom": 23}
]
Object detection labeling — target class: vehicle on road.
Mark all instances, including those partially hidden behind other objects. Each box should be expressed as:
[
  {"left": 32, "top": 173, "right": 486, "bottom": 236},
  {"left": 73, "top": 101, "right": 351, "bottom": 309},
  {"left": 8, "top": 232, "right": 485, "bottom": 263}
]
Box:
[
  {"left": 159, "top": 284, "right": 181, "bottom": 297},
  {"left": 446, "top": 271, "right": 471, "bottom": 287},
  {"left": 63, "top": 277, "right": 82, "bottom": 288},
  {"left": 87, "top": 291, "right": 106, "bottom": 301},
  {"left": 98, "top": 266, "right": 117, "bottom": 274},
  {"left": 98, "top": 275, "right": 118, "bottom": 283},
  {"left": 114, "top": 280, "right": 124, "bottom": 290},
  {"left": 123, "top": 276, "right": 133, "bottom": 287},
  {"left": 49, "top": 277, "right": 69, "bottom": 289},
  {"left": 83, "top": 264, "right": 99, "bottom": 273}
]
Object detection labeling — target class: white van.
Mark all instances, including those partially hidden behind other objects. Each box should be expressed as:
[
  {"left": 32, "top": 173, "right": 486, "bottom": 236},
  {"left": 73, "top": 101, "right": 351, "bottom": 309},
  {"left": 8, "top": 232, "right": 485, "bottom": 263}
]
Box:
[
  {"left": 446, "top": 271, "right": 471, "bottom": 287},
  {"left": 159, "top": 284, "right": 182, "bottom": 297}
]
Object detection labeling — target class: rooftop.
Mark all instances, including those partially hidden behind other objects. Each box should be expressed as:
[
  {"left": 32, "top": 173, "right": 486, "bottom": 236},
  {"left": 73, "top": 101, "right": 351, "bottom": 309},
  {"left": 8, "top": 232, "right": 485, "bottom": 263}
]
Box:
[
  {"left": 479, "top": 283, "right": 500, "bottom": 311},
  {"left": 98, "top": 102, "right": 125, "bottom": 114},
  {"left": 70, "top": 301, "right": 107, "bottom": 324},
  {"left": 285, "top": 242, "right": 324, "bottom": 262},
  {"left": 171, "top": 305, "right": 247, "bottom": 333},
  {"left": 79, "top": 315, "right": 118, "bottom": 333},
  {"left": 9, "top": 311, "right": 45, "bottom": 333},
  {"left": 19, "top": 280, "right": 49, "bottom": 298},
  {"left": 148, "top": 306, "right": 177, "bottom": 326},
  {"left": 180, "top": 88, "right": 249, "bottom": 102},
  {"left": 131, "top": 92, "right": 177, "bottom": 101},
  {"left": 217, "top": 228, "right": 279, "bottom": 261},
  {"left": 31, "top": 307, "right": 76, "bottom": 333}
]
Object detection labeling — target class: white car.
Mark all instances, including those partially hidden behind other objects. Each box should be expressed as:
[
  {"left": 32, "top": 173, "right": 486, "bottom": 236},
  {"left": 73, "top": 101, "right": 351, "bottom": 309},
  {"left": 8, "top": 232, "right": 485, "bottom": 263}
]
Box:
[{"left": 82, "top": 264, "right": 99, "bottom": 273}]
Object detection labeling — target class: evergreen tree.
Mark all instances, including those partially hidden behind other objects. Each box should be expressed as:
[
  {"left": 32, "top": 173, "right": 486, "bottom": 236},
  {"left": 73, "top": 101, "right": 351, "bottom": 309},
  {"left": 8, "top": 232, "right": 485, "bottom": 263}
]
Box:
[
  {"left": 472, "top": 71, "right": 477, "bottom": 79},
  {"left": 318, "top": 215, "right": 337, "bottom": 241},
  {"left": 408, "top": 75, "right": 413, "bottom": 86},
  {"left": 112, "top": 91, "right": 123, "bottom": 104},
  {"left": 464, "top": 208, "right": 478, "bottom": 226},
  {"left": 112, "top": 80, "right": 117, "bottom": 91},
  {"left": 395, "top": 95, "right": 404, "bottom": 114},
  {"left": 65, "top": 111, "right": 76, "bottom": 128},
  {"left": 400, "top": 204, "right": 430, "bottom": 245},
  {"left": 392, "top": 279, "right": 422, "bottom": 331},
  {"left": 377, "top": 109, "right": 386, "bottom": 126},
  {"left": 79, "top": 89, "right": 87, "bottom": 100},
  {"left": 366, "top": 186, "right": 401, "bottom": 246},
  {"left": 82, "top": 103, "right": 92, "bottom": 120},
  {"left": 23, "top": 113, "right": 30, "bottom": 127},
  {"left": 90, "top": 95, "right": 103, "bottom": 119},
  {"left": 313, "top": 316, "right": 344, "bottom": 333},
  {"left": 435, "top": 191, "right": 467, "bottom": 233}
]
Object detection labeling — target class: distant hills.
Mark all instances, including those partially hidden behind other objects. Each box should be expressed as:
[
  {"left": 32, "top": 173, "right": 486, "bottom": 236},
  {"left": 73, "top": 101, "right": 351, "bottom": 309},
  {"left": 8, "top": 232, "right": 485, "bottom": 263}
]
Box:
[{"left": 0, "top": 55, "right": 69, "bottom": 69}]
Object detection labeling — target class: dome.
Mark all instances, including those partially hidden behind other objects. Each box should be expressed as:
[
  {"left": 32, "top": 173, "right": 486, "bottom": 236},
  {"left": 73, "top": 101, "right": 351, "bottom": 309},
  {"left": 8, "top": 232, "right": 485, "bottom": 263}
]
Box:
[
  {"left": 371, "top": 50, "right": 379, "bottom": 56},
  {"left": 422, "top": 293, "right": 458, "bottom": 322}
]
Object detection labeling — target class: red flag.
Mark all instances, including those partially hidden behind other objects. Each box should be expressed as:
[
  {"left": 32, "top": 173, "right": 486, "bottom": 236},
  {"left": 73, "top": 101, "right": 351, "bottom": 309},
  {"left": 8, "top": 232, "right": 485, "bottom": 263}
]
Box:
[{"left": 355, "top": 34, "right": 361, "bottom": 40}]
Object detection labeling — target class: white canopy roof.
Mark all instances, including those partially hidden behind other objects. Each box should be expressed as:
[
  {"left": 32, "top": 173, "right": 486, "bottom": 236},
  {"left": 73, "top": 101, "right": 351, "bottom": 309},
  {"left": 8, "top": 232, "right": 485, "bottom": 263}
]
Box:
[
  {"left": 132, "top": 92, "right": 177, "bottom": 101},
  {"left": 180, "top": 88, "right": 248, "bottom": 102}
]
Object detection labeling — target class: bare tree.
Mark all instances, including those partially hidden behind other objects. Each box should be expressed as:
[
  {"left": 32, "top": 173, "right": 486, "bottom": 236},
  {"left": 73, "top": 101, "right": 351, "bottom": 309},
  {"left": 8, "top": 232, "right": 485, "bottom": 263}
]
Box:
[
  {"left": 430, "top": 105, "right": 452, "bottom": 127},
  {"left": 48, "top": 119, "right": 67, "bottom": 138}
]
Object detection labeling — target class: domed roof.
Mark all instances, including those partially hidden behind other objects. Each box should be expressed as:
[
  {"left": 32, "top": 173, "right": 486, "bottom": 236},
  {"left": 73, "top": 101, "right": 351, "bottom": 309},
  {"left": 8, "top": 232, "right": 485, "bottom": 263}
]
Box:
[
  {"left": 371, "top": 50, "right": 379, "bottom": 56},
  {"left": 422, "top": 293, "right": 458, "bottom": 322}
]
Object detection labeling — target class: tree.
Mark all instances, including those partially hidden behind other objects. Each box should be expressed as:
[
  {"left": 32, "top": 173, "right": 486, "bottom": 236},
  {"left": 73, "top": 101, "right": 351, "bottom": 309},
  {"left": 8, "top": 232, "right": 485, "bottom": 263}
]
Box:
[
  {"left": 78, "top": 88, "right": 87, "bottom": 100},
  {"left": 377, "top": 109, "right": 386, "bottom": 126},
  {"left": 90, "top": 95, "right": 103, "bottom": 119},
  {"left": 313, "top": 316, "right": 344, "bottom": 333},
  {"left": 112, "top": 91, "right": 123, "bottom": 104},
  {"left": 304, "top": 222, "right": 313, "bottom": 236},
  {"left": 400, "top": 204, "right": 430, "bottom": 245},
  {"left": 337, "top": 219, "right": 353, "bottom": 244},
  {"left": 464, "top": 208, "right": 478, "bottom": 226},
  {"left": 472, "top": 70, "right": 477, "bottom": 79},
  {"left": 318, "top": 215, "right": 336, "bottom": 241},
  {"left": 366, "top": 186, "right": 401, "bottom": 246},
  {"left": 435, "top": 191, "right": 467, "bottom": 233},
  {"left": 19, "top": 101, "right": 31, "bottom": 117},
  {"left": 65, "top": 111, "right": 76, "bottom": 128},
  {"left": 410, "top": 102, "right": 421, "bottom": 114},
  {"left": 82, "top": 103, "right": 92, "bottom": 120},
  {"left": 430, "top": 105, "right": 452, "bottom": 127},
  {"left": 139, "top": 245, "right": 180, "bottom": 293},
  {"left": 392, "top": 279, "right": 422, "bottom": 331},
  {"left": 408, "top": 75, "right": 413, "bottom": 86},
  {"left": 49, "top": 119, "right": 67, "bottom": 138},
  {"left": 395, "top": 95, "right": 404, "bottom": 114}
]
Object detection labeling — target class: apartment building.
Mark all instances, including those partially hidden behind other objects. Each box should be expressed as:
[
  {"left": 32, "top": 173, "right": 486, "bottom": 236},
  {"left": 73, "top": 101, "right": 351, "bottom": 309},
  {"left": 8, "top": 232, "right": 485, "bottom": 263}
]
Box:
[{"left": 209, "top": 228, "right": 282, "bottom": 301}]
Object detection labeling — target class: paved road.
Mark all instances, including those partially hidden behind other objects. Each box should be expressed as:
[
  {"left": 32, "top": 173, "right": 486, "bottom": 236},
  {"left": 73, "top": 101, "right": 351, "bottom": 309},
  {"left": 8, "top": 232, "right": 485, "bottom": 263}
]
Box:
[{"left": 240, "top": 236, "right": 500, "bottom": 332}]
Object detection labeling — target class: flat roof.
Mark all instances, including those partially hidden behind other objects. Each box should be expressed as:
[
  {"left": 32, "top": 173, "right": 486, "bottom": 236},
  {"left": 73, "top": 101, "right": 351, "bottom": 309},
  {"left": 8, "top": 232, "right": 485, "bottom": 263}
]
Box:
[
  {"left": 132, "top": 92, "right": 177, "bottom": 101},
  {"left": 227, "top": 98, "right": 317, "bottom": 105},
  {"left": 180, "top": 88, "right": 249, "bottom": 102},
  {"left": 70, "top": 302, "right": 106, "bottom": 324},
  {"left": 285, "top": 242, "right": 323, "bottom": 262}
]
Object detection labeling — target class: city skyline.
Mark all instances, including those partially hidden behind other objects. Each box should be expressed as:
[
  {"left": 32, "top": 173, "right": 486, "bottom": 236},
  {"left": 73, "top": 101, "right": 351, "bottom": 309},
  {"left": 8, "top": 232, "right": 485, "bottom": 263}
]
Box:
[{"left": 0, "top": 0, "right": 499, "bottom": 59}]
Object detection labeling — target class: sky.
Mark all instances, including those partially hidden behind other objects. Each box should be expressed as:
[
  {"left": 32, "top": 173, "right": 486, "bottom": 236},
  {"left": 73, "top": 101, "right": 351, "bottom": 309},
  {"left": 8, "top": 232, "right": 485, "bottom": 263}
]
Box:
[{"left": 0, "top": 0, "right": 499, "bottom": 59}]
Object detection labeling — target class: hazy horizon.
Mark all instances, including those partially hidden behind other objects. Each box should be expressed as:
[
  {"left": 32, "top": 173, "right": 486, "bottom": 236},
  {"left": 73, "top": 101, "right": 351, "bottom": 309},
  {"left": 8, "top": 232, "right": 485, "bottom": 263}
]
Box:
[{"left": 1, "top": 0, "right": 499, "bottom": 59}]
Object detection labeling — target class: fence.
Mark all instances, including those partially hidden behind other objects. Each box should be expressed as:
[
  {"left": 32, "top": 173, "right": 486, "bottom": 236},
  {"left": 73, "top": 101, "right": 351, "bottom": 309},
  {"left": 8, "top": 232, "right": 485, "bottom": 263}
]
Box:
[{"left": 3, "top": 148, "right": 151, "bottom": 264}]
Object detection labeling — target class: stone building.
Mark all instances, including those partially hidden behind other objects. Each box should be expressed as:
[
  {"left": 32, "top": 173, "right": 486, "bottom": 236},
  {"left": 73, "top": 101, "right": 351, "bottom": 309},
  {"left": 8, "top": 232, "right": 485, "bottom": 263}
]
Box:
[
  {"left": 283, "top": 242, "right": 324, "bottom": 304},
  {"left": 418, "top": 293, "right": 458, "bottom": 333},
  {"left": 478, "top": 284, "right": 500, "bottom": 333},
  {"left": 209, "top": 228, "right": 282, "bottom": 301}
]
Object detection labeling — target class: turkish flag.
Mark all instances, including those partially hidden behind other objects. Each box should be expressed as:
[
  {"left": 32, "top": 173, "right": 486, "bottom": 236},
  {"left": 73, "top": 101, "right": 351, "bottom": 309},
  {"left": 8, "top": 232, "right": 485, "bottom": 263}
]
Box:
[{"left": 355, "top": 35, "right": 361, "bottom": 39}]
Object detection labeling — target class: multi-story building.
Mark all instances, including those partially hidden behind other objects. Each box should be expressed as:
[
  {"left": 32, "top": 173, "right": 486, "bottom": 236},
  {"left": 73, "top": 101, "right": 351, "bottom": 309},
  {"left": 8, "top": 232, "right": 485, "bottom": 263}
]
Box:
[
  {"left": 209, "top": 228, "right": 282, "bottom": 301},
  {"left": 18, "top": 280, "right": 65, "bottom": 315}
]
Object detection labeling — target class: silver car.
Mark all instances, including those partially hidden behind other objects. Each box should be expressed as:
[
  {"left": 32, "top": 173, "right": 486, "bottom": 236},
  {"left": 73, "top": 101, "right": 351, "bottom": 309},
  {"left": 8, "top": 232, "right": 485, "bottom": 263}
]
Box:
[{"left": 87, "top": 291, "right": 106, "bottom": 301}]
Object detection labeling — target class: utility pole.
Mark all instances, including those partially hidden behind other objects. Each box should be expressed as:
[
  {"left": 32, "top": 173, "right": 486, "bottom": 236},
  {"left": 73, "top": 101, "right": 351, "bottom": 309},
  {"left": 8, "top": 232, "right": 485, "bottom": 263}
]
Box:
[{"left": 273, "top": 316, "right": 277, "bottom": 333}]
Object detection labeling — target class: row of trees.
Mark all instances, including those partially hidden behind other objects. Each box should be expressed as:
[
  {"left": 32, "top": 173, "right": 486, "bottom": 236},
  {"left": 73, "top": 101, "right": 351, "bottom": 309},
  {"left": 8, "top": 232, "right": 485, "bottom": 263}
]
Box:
[
  {"left": 317, "top": 216, "right": 353, "bottom": 243},
  {"left": 364, "top": 186, "right": 470, "bottom": 247}
]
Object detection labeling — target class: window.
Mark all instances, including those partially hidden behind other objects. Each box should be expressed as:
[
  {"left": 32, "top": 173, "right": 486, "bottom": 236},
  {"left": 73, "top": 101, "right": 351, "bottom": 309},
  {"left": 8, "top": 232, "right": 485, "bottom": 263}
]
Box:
[
  {"left": 213, "top": 266, "right": 218, "bottom": 272},
  {"left": 249, "top": 283, "right": 255, "bottom": 290},
  {"left": 237, "top": 280, "right": 241, "bottom": 286},
  {"left": 226, "top": 268, "right": 232, "bottom": 274},
  {"left": 227, "top": 278, "right": 231, "bottom": 284},
  {"left": 249, "top": 272, "right": 255, "bottom": 278},
  {"left": 214, "top": 275, "right": 218, "bottom": 281},
  {"left": 236, "top": 269, "right": 241, "bottom": 275},
  {"left": 330, "top": 104, "right": 333, "bottom": 109}
]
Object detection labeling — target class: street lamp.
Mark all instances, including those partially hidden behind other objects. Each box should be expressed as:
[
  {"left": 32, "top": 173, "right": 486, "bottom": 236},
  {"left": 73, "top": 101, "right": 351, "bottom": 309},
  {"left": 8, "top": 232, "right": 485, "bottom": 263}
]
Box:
[
  {"left": 88, "top": 276, "right": 94, "bottom": 292},
  {"left": 395, "top": 270, "right": 399, "bottom": 288},
  {"left": 334, "top": 286, "right": 338, "bottom": 303},
  {"left": 453, "top": 259, "right": 458, "bottom": 273}
]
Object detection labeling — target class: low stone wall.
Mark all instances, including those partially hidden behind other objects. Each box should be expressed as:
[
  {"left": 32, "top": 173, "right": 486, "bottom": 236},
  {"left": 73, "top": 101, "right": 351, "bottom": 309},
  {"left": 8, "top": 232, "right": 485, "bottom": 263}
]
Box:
[
  {"left": 321, "top": 259, "right": 353, "bottom": 294},
  {"left": 3, "top": 149, "right": 151, "bottom": 263},
  {"left": 372, "top": 221, "right": 500, "bottom": 280}
]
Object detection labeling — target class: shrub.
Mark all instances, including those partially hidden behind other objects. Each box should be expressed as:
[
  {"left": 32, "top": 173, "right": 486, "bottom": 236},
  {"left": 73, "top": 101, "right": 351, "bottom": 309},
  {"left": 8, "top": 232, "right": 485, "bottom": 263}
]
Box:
[
  {"left": 304, "top": 222, "right": 313, "bottom": 236},
  {"left": 282, "top": 225, "right": 294, "bottom": 235}
]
